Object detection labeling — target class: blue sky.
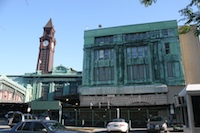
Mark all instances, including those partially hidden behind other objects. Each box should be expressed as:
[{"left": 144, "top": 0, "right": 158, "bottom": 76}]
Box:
[{"left": 0, "top": 0, "right": 189, "bottom": 75}]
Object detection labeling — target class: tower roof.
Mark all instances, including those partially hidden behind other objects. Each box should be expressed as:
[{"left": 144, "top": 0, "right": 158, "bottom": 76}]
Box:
[{"left": 45, "top": 18, "right": 53, "bottom": 28}]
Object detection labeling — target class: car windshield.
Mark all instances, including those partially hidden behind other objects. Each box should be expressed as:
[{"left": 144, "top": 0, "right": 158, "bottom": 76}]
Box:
[{"left": 46, "top": 121, "right": 66, "bottom": 131}]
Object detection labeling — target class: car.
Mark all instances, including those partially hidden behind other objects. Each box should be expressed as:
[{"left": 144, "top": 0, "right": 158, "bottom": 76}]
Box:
[
  {"left": 5, "top": 111, "right": 22, "bottom": 119},
  {"left": 107, "top": 118, "right": 129, "bottom": 133},
  {"left": 146, "top": 116, "right": 167, "bottom": 133},
  {"left": 172, "top": 123, "right": 184, "bottom": 132},
  {"left": 0, "top": 120, "right": 77, "bottom": 133},
  {"left": 8, "top": 113, "right": 36, "bottom": 127},
  {"left": 7, "top": 111, "right": 23, "bottom": 127}
]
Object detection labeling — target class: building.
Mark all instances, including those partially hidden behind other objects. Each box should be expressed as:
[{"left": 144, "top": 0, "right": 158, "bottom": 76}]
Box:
[
  {"left": 36, "top": 18, "right": 56, "bottom": 74},
  {"left": 0, "top": 19, "right": 82, "bottom": 123},
  {"left": 174, "top": 25, "right": 200, "bottom": 133},
  {"left": 2, "top": 19, "right": 197, "bottom": 128},
  {"left": 80, "top": 20, "right": 185, "bottom": 127},
  {"left": 179, "top": 25, "right": 200, "bottom": 84}
]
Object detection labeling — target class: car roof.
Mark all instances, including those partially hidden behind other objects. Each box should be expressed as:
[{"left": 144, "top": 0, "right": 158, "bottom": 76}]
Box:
[{"left": 7, "top": 111, "right": 22, "bottom": 114}]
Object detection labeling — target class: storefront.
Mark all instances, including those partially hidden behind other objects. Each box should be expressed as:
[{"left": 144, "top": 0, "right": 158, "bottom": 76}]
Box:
[{"left": 30, "top": 100, "right": 62, "bottom": 122}]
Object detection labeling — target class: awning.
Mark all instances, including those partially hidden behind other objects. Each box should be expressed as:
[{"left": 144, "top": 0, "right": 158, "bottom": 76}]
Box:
[{"left": 30, "top": 101, "right": 61, "bottom": 110}]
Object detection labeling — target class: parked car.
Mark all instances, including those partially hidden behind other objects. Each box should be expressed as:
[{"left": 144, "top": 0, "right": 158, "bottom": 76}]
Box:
[
  {"left": 173, "top": 123, "right": 184, "bottom": 132},
  {"left": 107, "top": 118, "right": 129, "bottom": 133},
  {"left": 146, "top": 116, "right": 167, "bottom": 133},
  {"left": 8, "top": 113, "right": 36, "bottom": 127},
  {"left": 7, "top": 111, "right": 23, "bottom": 127},
  {"left": 5, "top": 111, "right": 22, "bottom": 119},
  {"left": 0, "top": 120, "right": 76, "bottom": 133}
]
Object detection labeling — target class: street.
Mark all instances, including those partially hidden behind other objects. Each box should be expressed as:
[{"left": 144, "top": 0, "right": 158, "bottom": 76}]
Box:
[
  {"left": 0, "top": 125, "right": 183, "bottom": 133},
  {"left": 92, "top": 129, "right": 183, "bottom": 133}
]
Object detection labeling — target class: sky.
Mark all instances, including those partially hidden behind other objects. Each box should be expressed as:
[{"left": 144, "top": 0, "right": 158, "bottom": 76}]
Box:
[{"left": 0, "top": 0, "right": 190, "bottom": 75}]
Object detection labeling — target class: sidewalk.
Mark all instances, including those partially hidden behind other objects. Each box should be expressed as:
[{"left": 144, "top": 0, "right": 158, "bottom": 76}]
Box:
[
  {"left": 66, "top": 126, "right": 106, "bottom": 132},
  {"left": 66, "top": 126, "right": 175, "bottom": 132}
]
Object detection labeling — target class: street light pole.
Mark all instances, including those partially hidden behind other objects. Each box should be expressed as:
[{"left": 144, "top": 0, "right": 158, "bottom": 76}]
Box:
[{"left": 116, "top": 108, "right": 120, "bottom": 119}]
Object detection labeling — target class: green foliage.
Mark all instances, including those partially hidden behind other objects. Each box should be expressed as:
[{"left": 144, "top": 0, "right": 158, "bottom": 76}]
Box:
[
  {"left": 139, "top": 0, "right": 157, "bottom": 7},
  {"left": 178, "top": 25, "right": 191, "bottom": 34},
  {"left": 140, "top": 0, "right": 200, "bottom": 36}
]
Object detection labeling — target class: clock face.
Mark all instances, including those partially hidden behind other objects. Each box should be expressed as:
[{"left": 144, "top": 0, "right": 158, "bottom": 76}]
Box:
[{"left": 43, "top": 40, "right": 49, "bottom": 46}]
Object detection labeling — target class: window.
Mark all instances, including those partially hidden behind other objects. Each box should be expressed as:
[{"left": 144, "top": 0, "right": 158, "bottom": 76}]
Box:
[
  {"left": 93, "top": 67, "right": 114, "bottom": 82},
  {"left": 144, "top": 46, "right": 148, "bottom": 57},
  {"left": 150, "top": 31, "right": 156, "bottom": 38},
  {"left": 137, "top": 33, "right": 142, "bottom": 40},
  {"left": 33, "top": 122, "right": 45, "bottom": 131},
  {"left": 127, "top": 46, "right": 148, "bottom": 58},
  {"left": 167, "top": 62, "right": 173, "bottom": 77},
  {"left": 127, "top": 65, "right": 131, "bottom": 80},
  {"left": 132, "top": 47, "right": 137, "bottom": 58},
  {"left": 162, "top": 29, "right": 168, "bottom": 37},
  {"left": 110, "top": 67, "right": 114, "bottom": 80},
  {"left": 46, "top": 29, "right": 50, "bottom": 35},
  {"left": 94, "top": 68, "right": 98, "bottom": 81},
  {"left": 145, "top": 64, "right": 150, "bottom": 78},
  {"left": 138, "top": 47, "right": 143, "bottom": 58},
  {"left": 41, "top": 84, "right": 49, "bottom": 100},
  {"left": 165, "top": 43, "right": 170, "bottom": 54},
  {"left": 104, "top": 49, "right": 110, "bottom": 59},
  {"left": 98, "top": 67, "right": 104, "bottom": 81},
  {"left": 95, "top": 36, "right": 113, "bottom": 44},
  {"left": 110, "top": 49, "right": 114, "bottom": 59},
  {"left": 94, "top": 49, "right": 114, "bottom": 60},
  {"left": 99, "top": 50, "right": 104, "bottom": 59},
  {"left": 54, "top": 83, "right": 64, "bottom": 97},
  {"left": 130, "top": 34, "right": 136, "bottom": 41},
  {"left": 143, "top": 32, "right": 149, "bottom": 39},
  {"left": 127, "top": 65, "right": 149, "bottom": 80},
  {"left": 125, "top": 32, "right": 149, "bottom": 41},
  {"left": 17, "top": 122, "right": 32, "bottom": 131},
  {"left": 104, "top": 67, "right": 110, "bottom": 81},
  {"left": 94, "top": 50, "right": 98, "bottom": 60},
  {"left": 70, "top": 87, "right": 77, "bottom": 94},
  {"left": 139, "top": 65, "right": 145, "bottom": 79},
  {"left": 127, "top": 47, "right": 131, "bottom": 58},
  {"left": 133, "top": 65, "right": 138, "bottom": 80}
]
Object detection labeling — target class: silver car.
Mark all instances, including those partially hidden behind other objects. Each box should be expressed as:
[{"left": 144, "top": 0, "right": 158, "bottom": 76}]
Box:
[
  {"left": 146, "top": 116, "right": 167, "bottom": 133},
  {"left": 0, "top": 120, "right": 76, "bottom": 133}
]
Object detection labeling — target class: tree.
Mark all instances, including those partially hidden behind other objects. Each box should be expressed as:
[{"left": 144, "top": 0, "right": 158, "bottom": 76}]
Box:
[
  {"left": 140, "top": 0, "right": 200, "bottom": 36},
  {"left": 140, "top": 0, "right": 157, "bottom": 7}
]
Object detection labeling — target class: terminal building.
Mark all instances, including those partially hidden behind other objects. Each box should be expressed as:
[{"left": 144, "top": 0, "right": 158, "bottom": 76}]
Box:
[
  {"left": 0, "top": 19, "right": 82, "bottom": 123},
  {"left": 1, "top": 19, "right": 200, "bottom": 129}
]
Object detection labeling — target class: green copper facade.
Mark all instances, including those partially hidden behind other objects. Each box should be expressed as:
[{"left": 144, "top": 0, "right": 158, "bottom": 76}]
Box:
[
  {"left": 83, "top": 20, "right": 185, "bottom": 88},
  {"left": 4, "top": 65, "right": 82, "bottom": 108}
]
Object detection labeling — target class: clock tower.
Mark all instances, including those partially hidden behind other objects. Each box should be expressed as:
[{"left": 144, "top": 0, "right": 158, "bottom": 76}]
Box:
[{"left": 36, "top": 18, "right": 56, "bottom": 74}]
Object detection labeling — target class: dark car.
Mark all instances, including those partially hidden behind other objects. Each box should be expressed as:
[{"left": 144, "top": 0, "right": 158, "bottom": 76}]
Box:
[
  {"left": 146, "top": 116, "right": 167, "bottom": 133},
  {"left": 7, "top": 111, "right": 23, "bottom": 127},
  {"left": 8, "top": 113, "right": 37, "bottom": 128},
  {"left": 0, "top": 120, "right": 77, "bottom": 133}
]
